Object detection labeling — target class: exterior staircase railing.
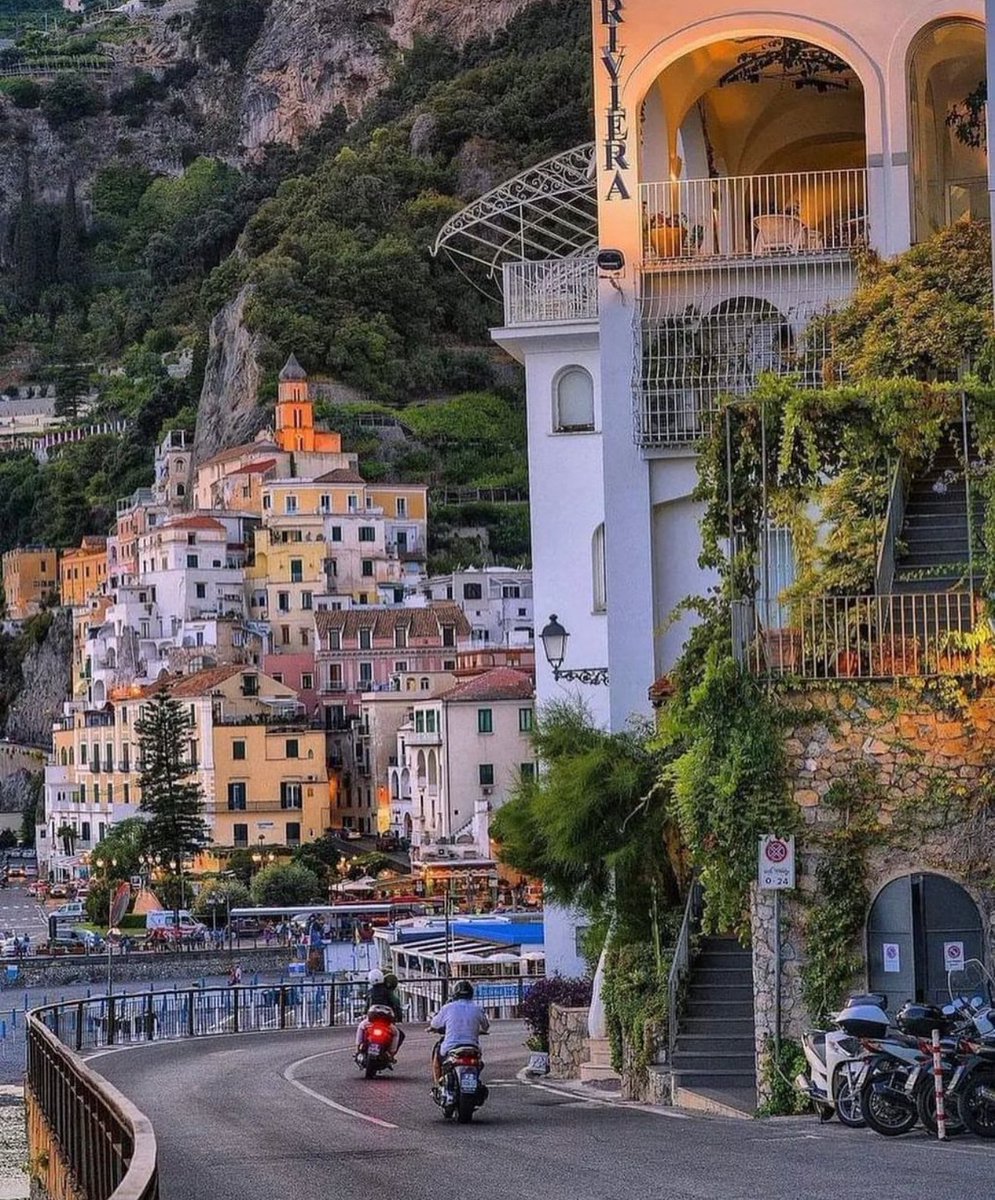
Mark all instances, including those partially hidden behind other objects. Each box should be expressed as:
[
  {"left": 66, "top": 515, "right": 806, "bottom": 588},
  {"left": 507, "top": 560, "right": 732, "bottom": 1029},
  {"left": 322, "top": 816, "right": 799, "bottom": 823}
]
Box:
[
  {"left": 667, "top": 877, "right": 703, "bottom": 1058},
  {"left": 874, "top": 459, "right": 908, "bottom": 596}
]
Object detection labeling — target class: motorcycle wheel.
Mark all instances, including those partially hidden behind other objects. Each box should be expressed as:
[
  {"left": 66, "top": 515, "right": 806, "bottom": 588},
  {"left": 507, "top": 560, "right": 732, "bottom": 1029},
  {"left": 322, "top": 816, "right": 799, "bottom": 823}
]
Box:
[
  {"left": 457, "top": 1092, "right": 475, "bottom": 1124},
  {"left": 915, "top": 1079, "right": 965, "bottom": 1137},
  {"left": 365, "top": 1058, "right": 379, "bottom": 1080},
  {"left": 860, "top": 1073, "right": 918, "bottom": 1137},
  {"left": 959, "top": 1070, "right": 995, "bottom": 1138},
  {"left": 832, "top": 1065, "right": 866, "bottom": 1129}
]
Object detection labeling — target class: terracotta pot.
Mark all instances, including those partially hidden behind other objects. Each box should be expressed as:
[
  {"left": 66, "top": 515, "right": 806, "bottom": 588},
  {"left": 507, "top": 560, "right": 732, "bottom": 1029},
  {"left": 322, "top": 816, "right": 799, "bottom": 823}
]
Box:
[
  {"left": 834, "top": 649, "right": 861, "bottom": 677},
  {"left": 650, "top": 225, "right": 683, "bottom": 258},
  {"left": 764, "top": 628, "right": 801, "bottom": 672}
]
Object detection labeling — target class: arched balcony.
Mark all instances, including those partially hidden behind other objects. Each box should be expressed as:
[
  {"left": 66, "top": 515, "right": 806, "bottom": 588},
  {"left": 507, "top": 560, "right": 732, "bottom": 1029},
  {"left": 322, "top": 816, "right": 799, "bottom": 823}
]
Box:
[{"left": 640, "top": 36, "right": 868, "bottom": 266}]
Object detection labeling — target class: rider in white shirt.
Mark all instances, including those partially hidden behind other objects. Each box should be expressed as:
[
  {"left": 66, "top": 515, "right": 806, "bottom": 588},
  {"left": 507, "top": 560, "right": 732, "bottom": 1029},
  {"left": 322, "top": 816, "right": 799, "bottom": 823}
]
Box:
[{"left": 428, "top": 979, "right": 490, "bottom": 1083}]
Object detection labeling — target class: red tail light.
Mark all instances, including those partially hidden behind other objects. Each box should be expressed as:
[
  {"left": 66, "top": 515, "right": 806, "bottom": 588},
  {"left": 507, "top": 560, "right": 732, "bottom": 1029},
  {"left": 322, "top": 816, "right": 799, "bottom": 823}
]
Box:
[
  {"left": 369, "top": 1024, "right": 391, "bottom": 1043},
  {"left": 453, "top": 1055, "right": 479, "bottom": 1065}
]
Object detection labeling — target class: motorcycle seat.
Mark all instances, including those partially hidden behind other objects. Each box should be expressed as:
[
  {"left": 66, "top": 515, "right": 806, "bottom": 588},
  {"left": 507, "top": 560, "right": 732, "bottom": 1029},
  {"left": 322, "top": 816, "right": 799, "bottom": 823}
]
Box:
[{"left": 366, "top": 1005, "right": 395, "bottom": 1020}]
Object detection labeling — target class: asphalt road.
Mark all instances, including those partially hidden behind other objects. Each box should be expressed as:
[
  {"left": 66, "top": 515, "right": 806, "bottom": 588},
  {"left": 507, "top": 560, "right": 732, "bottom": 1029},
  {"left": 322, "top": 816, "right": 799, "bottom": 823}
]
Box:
[
  {"left": 90, "top": 1022, "right": 995, "bottom": 1200},
  {"left": 0, "top": 883, "right": 49, "bottom": 943}
]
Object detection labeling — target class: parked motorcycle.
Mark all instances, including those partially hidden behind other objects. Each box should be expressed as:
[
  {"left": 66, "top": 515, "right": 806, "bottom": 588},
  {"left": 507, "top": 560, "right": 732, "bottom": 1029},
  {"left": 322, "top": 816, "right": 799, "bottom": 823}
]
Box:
[
  {"left": 796, "top": 993, "right": 890, "bottom": 1127},
  {"left": 944, "top": 960, "right": 995, "bottom": 1137},
  {"left": 433, "top": 1043, "right": 489, "bottom": 1123},
  {"left": 356, "top": 1005, "right": 397, "bottom": 1079}
]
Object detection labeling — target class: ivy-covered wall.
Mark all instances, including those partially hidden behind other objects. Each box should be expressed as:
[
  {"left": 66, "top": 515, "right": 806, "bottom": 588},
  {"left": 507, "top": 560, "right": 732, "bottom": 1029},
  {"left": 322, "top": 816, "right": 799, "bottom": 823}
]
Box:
[{"left": 752, "top": 681, "right": 995, "bottom": 1101}]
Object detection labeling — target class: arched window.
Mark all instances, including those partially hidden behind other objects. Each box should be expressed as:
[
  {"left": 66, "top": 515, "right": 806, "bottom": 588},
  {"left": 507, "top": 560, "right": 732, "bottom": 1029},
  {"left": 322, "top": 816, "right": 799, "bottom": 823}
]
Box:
[
  {"left": 60, "top": 747, "right": 68, "bottom": 766},
  {"left": 592, "top": 523, "right": 607, "bottom": 612},
  {"left": 553, "top": 367, "right": 595, "bottom": 432},
  {"left": 177, "top": 483, "right": 186, "bottom": 497}
]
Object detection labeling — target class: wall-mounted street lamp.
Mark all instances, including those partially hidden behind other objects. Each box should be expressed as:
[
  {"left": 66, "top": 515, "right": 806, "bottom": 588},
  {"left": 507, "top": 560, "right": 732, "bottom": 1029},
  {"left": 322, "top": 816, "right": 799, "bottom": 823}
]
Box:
[{"left": 539, "top": 615, "right": 609, "bottom": 686}]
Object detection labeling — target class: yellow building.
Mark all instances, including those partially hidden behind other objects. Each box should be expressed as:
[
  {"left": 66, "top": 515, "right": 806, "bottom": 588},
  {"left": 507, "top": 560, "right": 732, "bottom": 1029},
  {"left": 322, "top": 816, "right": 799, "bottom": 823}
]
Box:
[
  {"left": 2, "top": 547, "right": 58, "bottom": 620},
  {"left": 60, "top": 537, "right": 108, "bottom": 608}
]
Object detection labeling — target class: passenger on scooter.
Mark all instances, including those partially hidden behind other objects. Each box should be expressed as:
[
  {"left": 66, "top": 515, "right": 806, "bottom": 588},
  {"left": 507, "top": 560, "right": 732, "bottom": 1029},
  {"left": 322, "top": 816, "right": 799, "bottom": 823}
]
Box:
[
  {"left": 355, "top": 968, "right": 402, "bottom": 1059},
  {"left": 428, "top": 979, "right": 490, "bottom": 1084}
]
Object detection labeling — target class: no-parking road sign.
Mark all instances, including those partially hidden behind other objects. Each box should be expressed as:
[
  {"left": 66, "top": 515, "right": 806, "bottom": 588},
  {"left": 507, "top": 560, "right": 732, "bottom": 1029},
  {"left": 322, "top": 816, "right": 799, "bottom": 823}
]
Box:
[{"left": 758, "top": 834, "right": 796, "bottom": 890}]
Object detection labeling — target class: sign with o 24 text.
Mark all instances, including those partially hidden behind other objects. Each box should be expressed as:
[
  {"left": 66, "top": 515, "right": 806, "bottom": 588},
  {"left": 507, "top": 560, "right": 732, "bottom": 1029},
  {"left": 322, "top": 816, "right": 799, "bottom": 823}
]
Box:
[{"left": 758, "top": 835, "right": 796, "bottom": 890}]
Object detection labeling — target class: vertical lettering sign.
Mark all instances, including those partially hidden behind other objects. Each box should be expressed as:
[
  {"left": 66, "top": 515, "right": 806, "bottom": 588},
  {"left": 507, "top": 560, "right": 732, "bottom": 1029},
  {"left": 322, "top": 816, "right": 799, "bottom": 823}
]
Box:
[{"left": 601, "top": 0, "right": 629, "bottom": 200}]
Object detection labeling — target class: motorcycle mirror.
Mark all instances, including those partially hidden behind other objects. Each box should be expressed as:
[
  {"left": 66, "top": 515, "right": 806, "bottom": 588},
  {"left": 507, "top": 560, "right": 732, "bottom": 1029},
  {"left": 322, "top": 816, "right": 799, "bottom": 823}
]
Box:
[{"left": 974, "top": 996, "right": 985, "bottom": 1009}]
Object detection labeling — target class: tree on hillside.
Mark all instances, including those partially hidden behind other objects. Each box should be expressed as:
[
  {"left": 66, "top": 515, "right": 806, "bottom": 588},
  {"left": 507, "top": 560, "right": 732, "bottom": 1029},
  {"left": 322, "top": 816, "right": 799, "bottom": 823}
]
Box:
[
  {"left": 52, "top": 317, "right": 90, "bottom": 422},
  {"left": 57, "top": 177, "right": 86, "bottom": 291},
  {"left": 13, "top": 160, "right": 39, "bottom": 310},
  {"left": 136, "top": 692, "right": 209, "bottom": 896}
]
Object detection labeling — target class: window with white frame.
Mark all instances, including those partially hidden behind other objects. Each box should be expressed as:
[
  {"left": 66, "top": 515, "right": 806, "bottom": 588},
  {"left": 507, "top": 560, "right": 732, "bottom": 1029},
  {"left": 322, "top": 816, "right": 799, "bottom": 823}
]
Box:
[{"left": 553, "top": 366, "right": 595, "bottom": 432}]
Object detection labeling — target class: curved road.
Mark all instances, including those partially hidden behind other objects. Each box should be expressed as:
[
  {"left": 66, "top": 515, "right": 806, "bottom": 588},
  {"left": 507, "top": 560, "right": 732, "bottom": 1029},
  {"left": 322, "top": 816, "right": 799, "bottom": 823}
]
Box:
[{"left": 91, "top": 1024, "right": 995, "bottom": 1200}]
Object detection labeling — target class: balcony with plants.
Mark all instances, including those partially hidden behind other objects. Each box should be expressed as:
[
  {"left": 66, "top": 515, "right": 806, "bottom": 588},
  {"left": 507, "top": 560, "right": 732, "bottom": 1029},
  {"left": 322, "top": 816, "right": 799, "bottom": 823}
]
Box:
[{"left": 690, "top": 220, "right": 995, "bottom": 685}]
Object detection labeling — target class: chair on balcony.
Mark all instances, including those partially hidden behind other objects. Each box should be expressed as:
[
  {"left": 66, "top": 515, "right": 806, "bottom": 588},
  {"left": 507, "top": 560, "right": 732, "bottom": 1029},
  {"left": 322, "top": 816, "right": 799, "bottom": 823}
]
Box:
[{"left": 752, "top": 214, "right": 820, "bottom": 256}]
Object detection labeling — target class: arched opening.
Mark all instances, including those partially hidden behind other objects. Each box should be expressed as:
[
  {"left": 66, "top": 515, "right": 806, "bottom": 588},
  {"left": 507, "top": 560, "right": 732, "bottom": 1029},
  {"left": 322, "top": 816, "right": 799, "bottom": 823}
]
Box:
[
  {"left": 701, "top": 297, "right": 794, "bottom": 399},
  {"left": 427, "top": 752, "right": 438, "bottom": 788},
  {"left": 867, "top": 872, "right": 983, "bottom": 1005},
  {"left": 553, "top": 367, "right": 595, "bottom": 433},
  {"left": 641, "top": 37, "right": 867, "bottom": 259},
  {"left": 908, "top": 20, "right": 987, "bottom": 242}
]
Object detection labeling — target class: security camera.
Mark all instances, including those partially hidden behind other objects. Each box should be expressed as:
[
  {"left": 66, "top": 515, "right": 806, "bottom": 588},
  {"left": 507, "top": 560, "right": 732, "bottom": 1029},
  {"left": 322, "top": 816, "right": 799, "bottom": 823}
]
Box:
[{"left": 596, "top": 248, "right": 625, "bottom": 274}]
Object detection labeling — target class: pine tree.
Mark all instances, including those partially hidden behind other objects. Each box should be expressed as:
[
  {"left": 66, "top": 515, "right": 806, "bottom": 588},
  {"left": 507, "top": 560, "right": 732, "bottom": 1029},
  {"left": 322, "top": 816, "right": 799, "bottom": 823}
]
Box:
[
  {"left": 136, "top": 691, "right": 210, "bottom": 870},
  {"left": 56, "top": 177, "right": 86, "bottom": 290},
  {"left": 13, "top": 159, "right": 39, "bottom": 310}
]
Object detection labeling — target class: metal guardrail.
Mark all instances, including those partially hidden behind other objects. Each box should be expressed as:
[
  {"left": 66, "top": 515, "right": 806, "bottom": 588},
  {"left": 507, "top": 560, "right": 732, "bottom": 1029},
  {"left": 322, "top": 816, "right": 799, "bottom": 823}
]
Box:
[
  {"left": 26, "top": 976, "right": 535, "bottom": 1197},
  {"left": 26, "top": 1016, "right": 158, "bottom": 1200},
  {"left": 667, "top": 879, "right": 703, "bottom": 1057},
  {"left": 874, "top": 461, "right": 907, "bottom": 596}
]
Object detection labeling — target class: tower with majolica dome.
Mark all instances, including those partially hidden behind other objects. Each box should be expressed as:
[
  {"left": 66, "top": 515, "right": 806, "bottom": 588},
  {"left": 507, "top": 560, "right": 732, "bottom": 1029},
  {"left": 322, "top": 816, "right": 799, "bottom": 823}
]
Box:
[{"left": 274, "top": 353, "right": 343, "bottom": 455}]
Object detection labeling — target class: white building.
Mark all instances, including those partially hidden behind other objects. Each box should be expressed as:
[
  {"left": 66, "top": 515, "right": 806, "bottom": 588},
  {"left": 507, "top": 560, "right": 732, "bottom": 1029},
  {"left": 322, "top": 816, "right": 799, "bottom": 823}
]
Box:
[
  {"left": 426, "top": 566, "right": 534, "bottom": 647},
  {"left": 390, "top": 667, "right": 535, "bottom": 867},
  {"left": 434, "top": 0, "right": 990, "bottom": 973}
]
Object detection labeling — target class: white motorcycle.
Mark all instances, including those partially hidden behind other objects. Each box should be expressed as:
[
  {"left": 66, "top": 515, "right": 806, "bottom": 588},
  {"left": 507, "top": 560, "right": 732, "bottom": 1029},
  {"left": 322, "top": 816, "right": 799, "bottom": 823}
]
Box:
[{"left": 796, "top": 993, "right": 890, "bottom": 1127}]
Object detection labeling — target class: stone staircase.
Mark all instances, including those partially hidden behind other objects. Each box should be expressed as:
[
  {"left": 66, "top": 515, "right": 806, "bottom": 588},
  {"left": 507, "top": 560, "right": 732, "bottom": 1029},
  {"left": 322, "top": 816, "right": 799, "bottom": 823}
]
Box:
[
  {"left": 893, "top": 438, "right": 982, "bottom": 596},
  {"left": 670, "top": 935, "right": 757, "bottom": 1115}
]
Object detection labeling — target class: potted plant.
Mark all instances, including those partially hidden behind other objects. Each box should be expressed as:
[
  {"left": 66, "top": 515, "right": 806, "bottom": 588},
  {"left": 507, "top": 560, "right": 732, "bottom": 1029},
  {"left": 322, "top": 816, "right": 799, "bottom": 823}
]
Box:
[{"left": 649, "top": 212, "right": 685, "bottom": 258}]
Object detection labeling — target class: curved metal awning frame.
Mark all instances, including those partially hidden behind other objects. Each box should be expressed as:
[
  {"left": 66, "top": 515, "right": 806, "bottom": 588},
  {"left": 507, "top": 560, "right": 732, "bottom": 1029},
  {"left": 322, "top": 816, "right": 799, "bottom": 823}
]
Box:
[{"left": 432, "top": 143, "right": 598, "bottom": 298}]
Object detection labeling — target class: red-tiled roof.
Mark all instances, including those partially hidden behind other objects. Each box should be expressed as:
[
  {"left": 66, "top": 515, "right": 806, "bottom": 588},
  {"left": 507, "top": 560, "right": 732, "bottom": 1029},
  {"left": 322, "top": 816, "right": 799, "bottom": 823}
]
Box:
[
  {"left": 315, "top": 604, "right": 470, "bottom": 642},
  {"left": 136, "top": 665, "right": 243, "bottom": 699},
  {"left": 167, "top": 516, "right": 226, "bottom": 532},
  {"left": 198, "top": 441, "right": 283, "bottom": 469},
  {"left": 313, "top": 468, "right": 366, "bottom": 484},
  {"left": 442, "top": 667, "right": 534, "bottom": 703},
  {"left": 233, "top": 459, "right": 276, "bottom": 476}
]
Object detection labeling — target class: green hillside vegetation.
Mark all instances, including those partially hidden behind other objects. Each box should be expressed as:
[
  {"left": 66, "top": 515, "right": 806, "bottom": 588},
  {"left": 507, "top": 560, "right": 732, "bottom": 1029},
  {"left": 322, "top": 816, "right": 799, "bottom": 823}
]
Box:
[{"left": 0, "top": 0, "right": 591, "bottom": 566}]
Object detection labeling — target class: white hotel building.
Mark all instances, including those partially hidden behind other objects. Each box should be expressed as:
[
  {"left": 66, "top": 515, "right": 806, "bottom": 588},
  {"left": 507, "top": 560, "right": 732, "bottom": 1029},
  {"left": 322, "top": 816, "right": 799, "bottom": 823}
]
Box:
[{"left": 435, "top": 0, "right": 990, "bottom": 972}]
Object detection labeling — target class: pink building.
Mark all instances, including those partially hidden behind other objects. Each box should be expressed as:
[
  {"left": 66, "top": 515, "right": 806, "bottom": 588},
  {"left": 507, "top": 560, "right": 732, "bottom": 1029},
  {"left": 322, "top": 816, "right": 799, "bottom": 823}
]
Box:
[{"left": 262, "top": 652, "right": 319, "bottom": 718}]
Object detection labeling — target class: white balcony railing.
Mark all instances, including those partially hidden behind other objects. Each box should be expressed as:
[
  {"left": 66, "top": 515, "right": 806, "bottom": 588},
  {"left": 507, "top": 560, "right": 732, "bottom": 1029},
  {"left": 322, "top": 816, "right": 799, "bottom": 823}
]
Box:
[
  {"left": 641, "top": 170, "right": 868, "bottom": 265},
  {"left": 502, "top": 257, "right": 598, "bottom": 326}
]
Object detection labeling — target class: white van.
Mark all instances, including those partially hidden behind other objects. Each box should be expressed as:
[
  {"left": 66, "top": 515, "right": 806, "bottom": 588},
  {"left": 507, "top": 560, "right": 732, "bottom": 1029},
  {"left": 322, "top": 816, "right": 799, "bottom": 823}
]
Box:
[{"left": 146, "top": 910, "right": 207, "bottom": 935}]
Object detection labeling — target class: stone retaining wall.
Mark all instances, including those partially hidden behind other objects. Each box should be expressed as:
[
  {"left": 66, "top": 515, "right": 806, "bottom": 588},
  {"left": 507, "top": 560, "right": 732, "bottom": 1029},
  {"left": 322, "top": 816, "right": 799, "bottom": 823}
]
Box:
[
  {"left": 548, "top": 1003, "right": 589, "bottom": 1079},
  {"left": 13, "top": 947, "right": 295, "bottom": 988},
  {"left": 751, "top": 682, "right": 995, "bottom": 1101}
]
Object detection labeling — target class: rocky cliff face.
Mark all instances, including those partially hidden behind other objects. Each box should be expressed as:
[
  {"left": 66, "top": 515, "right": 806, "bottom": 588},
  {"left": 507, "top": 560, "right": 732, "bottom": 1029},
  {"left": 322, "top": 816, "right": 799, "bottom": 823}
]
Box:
[
  {"left": 4, "top": 610, "right": 73, "bottom": 750},
  {"left": 192, "top": 285, "right": 267, "bottom": 464},
  {"left": 232, "top": 0, "right": 543, "bottom": 155}
]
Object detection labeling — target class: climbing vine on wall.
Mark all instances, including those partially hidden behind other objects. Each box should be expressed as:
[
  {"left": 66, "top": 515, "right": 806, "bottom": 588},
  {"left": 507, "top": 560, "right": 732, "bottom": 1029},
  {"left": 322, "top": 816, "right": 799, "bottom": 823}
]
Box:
[{"left": 799, "top": 769, "right": 882, "bottom": 1026}]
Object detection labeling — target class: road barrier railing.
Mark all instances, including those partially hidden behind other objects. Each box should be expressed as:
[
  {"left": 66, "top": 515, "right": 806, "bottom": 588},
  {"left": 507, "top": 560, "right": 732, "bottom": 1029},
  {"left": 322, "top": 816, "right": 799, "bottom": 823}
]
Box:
[{"left": 26, "top": 975, "right": 536, "bottom": 1198}]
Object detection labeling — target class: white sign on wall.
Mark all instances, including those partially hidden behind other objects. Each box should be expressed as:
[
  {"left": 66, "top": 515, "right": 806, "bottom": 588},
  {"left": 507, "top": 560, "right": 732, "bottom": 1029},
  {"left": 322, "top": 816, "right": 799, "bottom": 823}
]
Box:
[
  {"left": 758, "top": 835, "right": 795, "bottom": 890},
  {"left": 883, "top": 943, "right": 901, "bottom": 974},
  {"left": 944, "top": 941, "right": 965, "bottom": 972}
]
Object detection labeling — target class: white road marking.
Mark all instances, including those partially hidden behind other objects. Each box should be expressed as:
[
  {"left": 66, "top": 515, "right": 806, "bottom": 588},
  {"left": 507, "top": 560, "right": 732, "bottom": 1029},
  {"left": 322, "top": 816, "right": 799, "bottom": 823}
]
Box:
[{"left": 283, "top": 1049, "right": 399, "bottom": 1130}]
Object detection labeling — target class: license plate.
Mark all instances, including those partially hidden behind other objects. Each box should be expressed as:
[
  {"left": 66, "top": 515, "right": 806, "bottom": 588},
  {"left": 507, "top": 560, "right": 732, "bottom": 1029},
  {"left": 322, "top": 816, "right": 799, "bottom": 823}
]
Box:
[
  {"left": 458, "top": 1071, "right": 477, "bottom": 1092},
  {"left": 368, "top": 1045, "right": 381, "bottom": 1058}
]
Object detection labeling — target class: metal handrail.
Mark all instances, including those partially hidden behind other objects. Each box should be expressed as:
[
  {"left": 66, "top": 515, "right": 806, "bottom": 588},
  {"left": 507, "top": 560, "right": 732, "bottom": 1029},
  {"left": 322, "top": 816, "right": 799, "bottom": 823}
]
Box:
[
  {"left": 667, "top": 879, "right": 703, "bottom": 1057},
  {"left": 874, "top": 460, "right": 907, "bottom": 596},
  {"left": 26, "top": 1013, "right": 158, "bottom": 1200},
  {"left": 27, "top": 976, "right": 536, "bottom": 1199}
]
